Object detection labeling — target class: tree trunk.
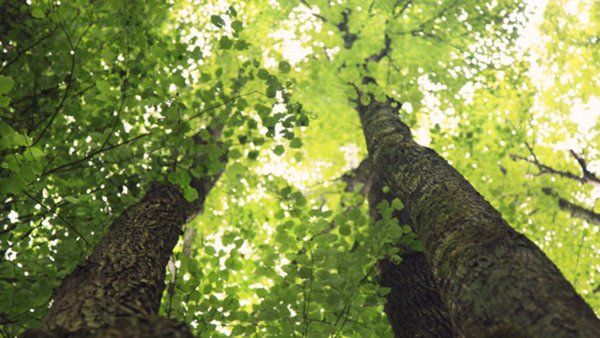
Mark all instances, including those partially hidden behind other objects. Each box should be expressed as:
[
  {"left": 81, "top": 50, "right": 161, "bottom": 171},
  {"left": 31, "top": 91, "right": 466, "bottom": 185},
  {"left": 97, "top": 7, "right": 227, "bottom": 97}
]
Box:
[
  {"left": 369, "top": 174, "right": 453, "bottom": 337},
  {"left": 24, "top": 152, "right": 224, "bottom": 336},
  {"left": 355, "top": 92, "right": 600, "bottom": 337}
]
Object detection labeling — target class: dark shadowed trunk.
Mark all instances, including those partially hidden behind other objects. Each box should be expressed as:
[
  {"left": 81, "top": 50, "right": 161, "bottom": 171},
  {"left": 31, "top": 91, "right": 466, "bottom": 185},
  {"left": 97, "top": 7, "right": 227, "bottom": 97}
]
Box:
[
  {"left": 24, "top": 134, "right": 225, "bottom": 337},
  {"left": 345, "top": 158, "right": 452, "bottom": 337},
  {"left": 355, "top": 91, "right": 600, "bottom": 337},
  {"left": 369, "top": 169, "right": 453, "bottom": 337}
]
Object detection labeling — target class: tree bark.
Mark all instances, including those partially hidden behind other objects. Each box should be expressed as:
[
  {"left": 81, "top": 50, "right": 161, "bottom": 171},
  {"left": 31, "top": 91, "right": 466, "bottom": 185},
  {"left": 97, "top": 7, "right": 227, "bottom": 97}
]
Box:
[
  {"left": 344, "top": 158, "right": 452, "bottom": 336},
  {"left": 24, "top": 141, "right": 225, "bottom": 336},
  {"left": 369, "top": 176, "right": 453, "bottom": 338},
  {"left": 355, "top": 93, "right": 600, "bottom": 337}
]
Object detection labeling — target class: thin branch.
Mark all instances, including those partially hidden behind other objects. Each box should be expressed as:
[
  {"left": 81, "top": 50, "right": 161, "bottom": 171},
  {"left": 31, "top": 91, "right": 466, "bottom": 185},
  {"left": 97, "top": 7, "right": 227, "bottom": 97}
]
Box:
[
  {"left": 570, "top": 150, "right": 600, "bottom": 185},
  {"left": 0, "top": 27, "right": 58, "bottom": 75},
  {"left": 542, "top": 188, "right": 600, "bottom": 225},
  {"left": 393, "top": 0, "right": 412, "bottom": 19},
  {"left": 189, "top": 90, "right": 263, "bottom": 120},
  {"left": 509, "top": 151, "right": 600, "bottom": 187},
  {"left": 99, "top": 26, "right": 130, "bottom": 151},
  {"left": 42, "top": 133, "right": 149, "bottom": 177},
  {"left": 416, "top": 0, "right": 459, "bottom": 32},
  {"left": 31, "top": 15, "right": 94, "bottom": 146},
  {"left": 299, "top": 0, "right": 328, "bottom": 22},
  {"left": 23, "top": 191, "right": 92, "bottom": 248}
]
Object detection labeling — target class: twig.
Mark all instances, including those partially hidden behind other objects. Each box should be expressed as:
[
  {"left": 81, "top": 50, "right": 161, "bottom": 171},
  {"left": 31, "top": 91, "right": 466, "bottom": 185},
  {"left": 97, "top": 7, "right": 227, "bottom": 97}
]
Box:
[
  {"left": 42, "top": 133, "right": 149, "bottom": 176},
  {"left": 23, "top": 191, "right": 92, "bottom": 248}
]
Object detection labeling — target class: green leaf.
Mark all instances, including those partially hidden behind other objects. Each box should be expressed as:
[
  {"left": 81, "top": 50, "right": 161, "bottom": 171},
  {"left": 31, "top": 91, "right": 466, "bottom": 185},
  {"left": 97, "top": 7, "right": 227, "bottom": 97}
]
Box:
[
  {"left": 0, "top": 122, "right": 27, "bottom": 148},
  {"left": 0, "top": 96, "right": 10, "bottom": 108},
  {"left": 391, "top": 198, "right": 404, "bottom": 210},
  {"left": 334, "top": 214, "right": 346, "bottom": 226},
  {"left": 257, "top": 69, "right": 269, "bottom": 80},
  {"left": 228, "top": 148, "right": 243, "bottom": 159},
  {"left": 184, "top": 186, "right": 199, "bottom": 202},
  {"left": 266, "top": 85, "right": 278, "bottom": 98},
  {"left": 168, "top": 169, "right": 191, "bottom": 186},
  {"left": 0, "top": 174, "right": 26, "bottom": 195},
  {"left": 278, "top": 61, "right": 291, "bottom": 74},
  {"left": 0, "top": 76, "right": 15, "bottom": 94},
  {"left": 326, "top": 293, "right": 341, "bottom": 306},
  {"left": 280, "top": 186, "right": 292, "bottom": 196},
  {"left": 289, "top": 138, "right": 302, "bottom": 148},
  {"left": 256, "top": 288, "right": 268, "bottom": 298},
  {"left": 31, "top": 8, "right": 45, "bottom": 19},
  {"left": 298, "top": 267, "right": 312, "bottom": 278},
  {"left": 292, "top": 191, "right": 307, "bottom": 206},
  {"left": 235, "top": 40, "right": 249, "bottom": 50},
  {"left": 339, "top": 224, "right": 351, "bottom": 236},
  {"left": 273, "top": 145, "right": 285, "bottom": 156},
  {"left": 96, "top": 80, "right": 111, "bottom": 94},
  {"left": 210, "top": 15, "right": 225, "bottom": 28},
  {"left": 378, "top": 287, "right": 391, "bottom": 296},
  {"left": 28, "top": 147, "right": 45, "bottom": 159},
  {"left": 227, "top": 5, "right": 237, "bottom": 17},
  {"left": 247, "top": 150, "right": 259, "bottom": 160},
  {"left": 297, "top": 114, "right": 309, "bottom": 127},
  {"left": 64, "top": 196, "right": 80, "bottom": 204},
  {"left": 101, "top": 49, "right": 115, "bottom": 62},
  {"left": 231, "top": 20, "right": 243, "bottom": 32},
  {"left": 348, "top": 208, "right": 361, "bottom": 220},
  {"left": 219, "top": 36, "right": 233, "bottom": 49}
]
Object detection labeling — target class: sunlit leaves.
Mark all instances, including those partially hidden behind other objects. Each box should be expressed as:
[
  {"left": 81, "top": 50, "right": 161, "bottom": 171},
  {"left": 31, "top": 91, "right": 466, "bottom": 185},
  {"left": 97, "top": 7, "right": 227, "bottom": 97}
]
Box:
[{"left": 3, "top": 0, "right": 599, "bottom": 336}]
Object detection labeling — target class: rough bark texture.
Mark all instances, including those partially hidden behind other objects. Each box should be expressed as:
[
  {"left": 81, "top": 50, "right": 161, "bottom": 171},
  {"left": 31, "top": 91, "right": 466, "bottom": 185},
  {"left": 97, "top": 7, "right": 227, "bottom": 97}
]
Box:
[
  {"left": 24, "top": 148, "right": 224, "bottom": 336},
  {"left": 369, "top": 175, "right": 453, "bottom": 338},
  {"left": 378, "top": 253, "right": 452, "bottom": 338},
  {"left": 23, "top": 184, "right": 193, "bottom": 337},
  {"left": 356, "top": 93, "right": 600, "bottom": 337}
]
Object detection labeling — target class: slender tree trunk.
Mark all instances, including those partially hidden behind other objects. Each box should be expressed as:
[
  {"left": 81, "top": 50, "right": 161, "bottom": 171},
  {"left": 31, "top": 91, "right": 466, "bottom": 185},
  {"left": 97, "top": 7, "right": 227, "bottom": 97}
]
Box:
[
  {"left": 355, "top": 92, "right": 600, "bottom": 337},
  {"left": 24, "top": 136, "right": 225, "bottom": 336}
]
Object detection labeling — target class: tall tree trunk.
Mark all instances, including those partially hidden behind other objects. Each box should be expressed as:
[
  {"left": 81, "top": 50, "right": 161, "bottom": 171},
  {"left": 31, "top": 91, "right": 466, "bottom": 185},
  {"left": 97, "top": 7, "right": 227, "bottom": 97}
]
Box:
[
  {"left": 368, "top": 171, "right": 453, "bottom": 337},
  {"left": 343, "top": 158, "right": 452, "bottom": 336},
  {"left": 355, "top": 92, "right": 600, "bottom": 337},
  {"left": 24, "top": 139, "right": 225, "bottom": 337}
]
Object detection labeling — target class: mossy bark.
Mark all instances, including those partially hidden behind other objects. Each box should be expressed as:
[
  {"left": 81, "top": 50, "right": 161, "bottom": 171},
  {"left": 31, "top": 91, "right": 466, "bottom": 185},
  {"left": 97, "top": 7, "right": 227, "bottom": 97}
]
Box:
[{"left": 356, "top": 94, "right": 600, "bottom": 337}]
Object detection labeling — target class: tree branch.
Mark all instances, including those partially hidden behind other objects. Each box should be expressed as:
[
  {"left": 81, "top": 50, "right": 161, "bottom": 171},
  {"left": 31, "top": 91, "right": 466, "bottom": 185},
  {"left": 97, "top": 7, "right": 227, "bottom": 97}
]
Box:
[
  {"left": 23, "top": 191, "right": 92, "bottom": 248},
  {"left": 509, "top": 150, "right": 600, "bottom": 187},
  {"left": 542, "top": 188, "right": 600, "bottom": 225},
  {"left": 42, "top": 133, "right": 149, "bottom": 177}
]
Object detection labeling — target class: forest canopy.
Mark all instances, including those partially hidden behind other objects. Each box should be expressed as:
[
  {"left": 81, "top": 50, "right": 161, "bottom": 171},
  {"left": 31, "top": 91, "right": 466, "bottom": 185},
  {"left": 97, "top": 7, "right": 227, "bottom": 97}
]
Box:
[{"left": 1, "top": 0, "right": 600, "bottom": 336}]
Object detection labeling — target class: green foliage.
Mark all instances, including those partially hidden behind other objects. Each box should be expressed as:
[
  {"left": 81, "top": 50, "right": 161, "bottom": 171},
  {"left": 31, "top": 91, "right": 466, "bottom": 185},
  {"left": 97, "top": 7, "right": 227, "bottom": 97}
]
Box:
[{"left": 1, "top": 0, "right": 599, "bottom": 336}]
